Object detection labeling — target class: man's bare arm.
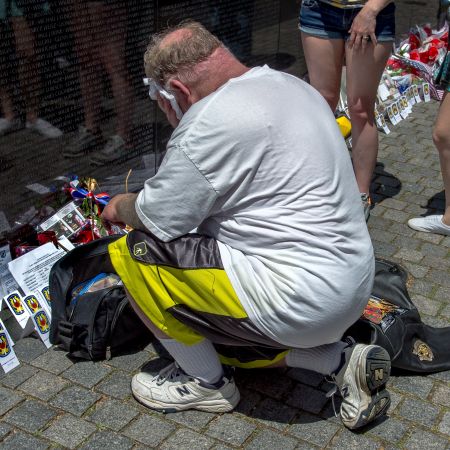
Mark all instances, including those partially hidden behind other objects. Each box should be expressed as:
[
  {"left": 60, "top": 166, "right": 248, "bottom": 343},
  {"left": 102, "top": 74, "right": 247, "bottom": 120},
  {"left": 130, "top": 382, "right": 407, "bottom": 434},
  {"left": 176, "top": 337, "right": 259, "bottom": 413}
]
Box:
[{"left": 101, "top": 193, "right": 147, "bottom": 231}]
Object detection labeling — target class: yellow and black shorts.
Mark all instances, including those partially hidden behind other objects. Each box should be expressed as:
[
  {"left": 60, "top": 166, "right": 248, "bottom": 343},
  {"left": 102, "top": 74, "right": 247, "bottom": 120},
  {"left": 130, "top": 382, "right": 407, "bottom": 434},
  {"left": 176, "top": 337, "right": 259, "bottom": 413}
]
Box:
[{"left": 108, "top": 230, "right": 288, "bottom": 368}]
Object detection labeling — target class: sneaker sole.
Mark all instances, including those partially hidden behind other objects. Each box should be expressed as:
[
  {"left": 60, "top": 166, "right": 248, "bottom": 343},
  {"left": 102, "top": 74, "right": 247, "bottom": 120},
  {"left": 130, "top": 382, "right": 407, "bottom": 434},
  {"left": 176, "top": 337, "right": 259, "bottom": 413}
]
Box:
[
  {"left": 348, "top": 346, "right": 391, "bottom": 429},
  {"left": 131, "top": 379, "right": 241, "bottom": 414}
]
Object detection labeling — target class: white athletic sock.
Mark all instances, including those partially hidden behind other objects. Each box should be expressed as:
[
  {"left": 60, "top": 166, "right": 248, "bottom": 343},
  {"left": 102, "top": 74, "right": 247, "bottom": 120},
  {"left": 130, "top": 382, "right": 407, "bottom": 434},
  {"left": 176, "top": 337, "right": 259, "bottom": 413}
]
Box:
[
  {"left": 160, "top": 338, "right": 223, "bottom": 384},
  {"left": 286, "top": 341, "right": 347, "bottom": 375}
]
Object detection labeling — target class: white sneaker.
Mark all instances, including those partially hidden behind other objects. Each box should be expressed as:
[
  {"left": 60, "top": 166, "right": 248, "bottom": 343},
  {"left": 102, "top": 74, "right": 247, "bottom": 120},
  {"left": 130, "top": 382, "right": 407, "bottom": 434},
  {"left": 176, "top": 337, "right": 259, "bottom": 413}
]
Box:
[
  {"left": 26, "top": 118, "right": 63, "bottom": 138},
  {"left": 90, "top": 134, "right": 128, "bottom": 165},
  {"left": 330, "top": 340, "right": 391, "bottom": 430},
  {"left": 408, "top": 215, "right": 450, "bottom": 236},
  {"left": 132, "top": 362, "right": 240, "bottom": 413},
  {"left": 0, "top": 117, "right": 21, "bottom": 136}
]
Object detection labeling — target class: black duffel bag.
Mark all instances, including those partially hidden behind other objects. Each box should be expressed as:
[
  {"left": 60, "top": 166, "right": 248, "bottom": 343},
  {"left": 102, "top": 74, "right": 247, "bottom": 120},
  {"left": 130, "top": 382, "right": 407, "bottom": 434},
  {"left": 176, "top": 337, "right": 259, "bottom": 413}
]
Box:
[{"left": 49, "top": 236, "right": 153, "bottom": 360}]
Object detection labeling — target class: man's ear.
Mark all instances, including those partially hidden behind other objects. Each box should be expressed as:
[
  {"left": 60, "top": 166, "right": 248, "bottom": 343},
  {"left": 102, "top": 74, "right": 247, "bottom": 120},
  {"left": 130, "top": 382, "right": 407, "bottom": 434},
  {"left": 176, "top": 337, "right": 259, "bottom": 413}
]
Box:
[{"left": 168, "top": 79, "right": 194, "bottom": 109}]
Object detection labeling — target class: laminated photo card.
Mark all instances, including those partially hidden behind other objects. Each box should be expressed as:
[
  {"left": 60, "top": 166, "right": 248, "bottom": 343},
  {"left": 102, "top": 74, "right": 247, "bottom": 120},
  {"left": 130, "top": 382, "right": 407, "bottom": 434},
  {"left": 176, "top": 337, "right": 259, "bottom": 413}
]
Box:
[{"left": 0, "top": 318, "right": 20, "bottom": 373}]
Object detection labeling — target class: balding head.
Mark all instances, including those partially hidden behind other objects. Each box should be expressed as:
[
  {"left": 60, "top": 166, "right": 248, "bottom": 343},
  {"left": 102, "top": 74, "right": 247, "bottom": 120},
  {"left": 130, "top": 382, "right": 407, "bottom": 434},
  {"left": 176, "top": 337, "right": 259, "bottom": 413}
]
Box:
[{"left": 144, "top": 21, "right": 223, "bottom": 86}]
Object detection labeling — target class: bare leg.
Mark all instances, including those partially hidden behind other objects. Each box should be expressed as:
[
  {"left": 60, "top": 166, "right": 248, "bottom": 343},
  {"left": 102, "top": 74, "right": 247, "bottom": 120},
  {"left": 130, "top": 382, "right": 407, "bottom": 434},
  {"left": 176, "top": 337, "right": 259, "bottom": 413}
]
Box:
[
  {"left": 345, "top": 42, "right": 392, "bottom": 194},
  {"left": 92, "top": 2, "right": 133, "bottom": 142},
  {"left": 301, "top": 33, "right": 345, "bottom": 111},
  {"left": 433, "top": 91, "right": 450, "bottom": 225},
  {"left": 69, "top": 0, "right": 102, "bottom": 132},
  {"left": 11, "top": 17, "right": 39, "bottom": 123},
  {"left": 0, "top": 89, "right": 15, "bottom": 120}
]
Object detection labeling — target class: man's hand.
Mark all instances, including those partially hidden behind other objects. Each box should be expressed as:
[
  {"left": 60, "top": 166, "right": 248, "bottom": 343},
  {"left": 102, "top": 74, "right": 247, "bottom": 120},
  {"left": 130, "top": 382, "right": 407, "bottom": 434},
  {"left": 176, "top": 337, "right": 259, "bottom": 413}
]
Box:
[
  {"left": 101, "top": 193, "right": 139, "bottom": 229},
  {"left": 157, "top": 94, "right": 180, "bottom": 128}
]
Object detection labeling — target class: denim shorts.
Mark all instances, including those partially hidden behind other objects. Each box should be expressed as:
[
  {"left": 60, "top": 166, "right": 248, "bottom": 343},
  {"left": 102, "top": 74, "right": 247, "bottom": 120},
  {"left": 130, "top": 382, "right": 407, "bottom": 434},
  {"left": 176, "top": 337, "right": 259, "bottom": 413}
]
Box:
[{"left": 299, "top": 0, "right": 395, "bottom": 42}]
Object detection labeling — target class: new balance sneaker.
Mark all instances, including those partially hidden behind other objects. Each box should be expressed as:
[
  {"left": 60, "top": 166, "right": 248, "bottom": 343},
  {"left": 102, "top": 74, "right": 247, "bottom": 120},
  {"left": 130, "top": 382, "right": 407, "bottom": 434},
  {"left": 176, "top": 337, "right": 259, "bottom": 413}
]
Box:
[
  {"left": 26, "top": 118, "right": 63, "bottom": 138},
  {"left": 63, "top": 126, "right": 104, "bottom": 158},
  {"left": 132, "top": 362, "right": 240, "bottom": 413},
  {"left": 0, "top": 117, "right": 21, "bottom": 136},
  {"left": 331, "top": 340, "right": 391, "bottom": 430},
  {"left": 90, "top": 134, "right": 128, "bottom": 166},
  {"left": 361, "top": 193, "right": 372, "bottom": 222},
  {"left": 408, "top": 215, "right": 450, "bottom": 236}
]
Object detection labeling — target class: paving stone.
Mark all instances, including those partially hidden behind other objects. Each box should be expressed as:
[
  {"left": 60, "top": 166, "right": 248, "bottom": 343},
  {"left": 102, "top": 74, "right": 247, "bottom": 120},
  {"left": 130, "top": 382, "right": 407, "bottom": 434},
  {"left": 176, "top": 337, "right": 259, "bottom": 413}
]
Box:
[
  {"left": 123, "top": 414, "right": 176, "bottom": 447},
  {"left": 366, "top": 417, "right": 408, "bottom": 444},
  {"left": 393, "top": 248, "right": 423, "bottom": 263},
  {"left": 13, "top": 337, "right": 47, "bottom": 363},
  {"left": 420, "top": 243, "right": 450, "bottom": 258},
  {"left": 0, "top": 430, "right": 50, "bottom": 450},
  {"left": 383, "top": 209, "right": 410, "bottom": 223},
  {"left": 431, "top": 384, "right": 450, "bottom": 407},
  {"left": 18, "top": 370, "right": 68, "bottom": 401},
  {"left": 390, "top": 375, "right": 434, "bottom": 400},
  {"left": 369, "top": 227, "right": 396, "bottom": 244},
  {"left": 49, "top": 385, "right": 101, "bottom": 416},
  {"left": 388, "top": 222, "right": 416, "bottom": 237},
  {"left": 409, "top": 295, "right": 441, "bottom": 316},
  {"left": 429, "top": 370, "right": 450, "bottom": 383},
  {"left": 286, "top": 384, "right": 328, "bottom": 414},
  {"left": 400, "top": 262, "right": 429, "bottom": 278},
  {"left": 244, "top": 429, "right": 298, "bottom": 450},
  {"left": 42, "top": 414, "right": 96, "bottom": 449},
  {"left": 206, "top": 414, "right": 256, "bottom": 446},
  {"left": 79, "top": 431, "right": 134, "bottom": 450},
  {"left": 409, "top": 279, "right": 435, "bottom": 296},
  {"left": 397, "top": 397, "right": 440, "bottom": 427},
  {"left": 426, "top": 269, "right": 450, "bottom": 288},
  {"left": 0, "top": 422, "right": 12, "bottom": 440},
  {"left": 249, "top": 397, "right": 297, "bottom": 430},
  {"left": 88, "top": 398, "right": 139, "bottom": 430},
  {"left": 62, "top": 361, "right": 112, "bottom": 388},
  {"left": 160, "top": 428, "right": 215, "bottom": 450},
  {"left": 379, "top": 198, "right": 407, "bottom": 210},
  {"left": 3, "top": 399, "right": 57, "bottom": 433},
  {"left": 234, "top": 387, "right": 262, "bottom": 416},
  {"left": 288, "top": 413, "right": 339, "bottom": 447},
  {"left": 394, "top": 235, "right": 421, "bottom": 251},
  {"left": 372, "top": 241, "right": 398, "bottom": 258},
  {"left": 1, "top": 363, "right": 38, "bottom": 389},
  {"left": 403, "top": 429, "right": 450, "bottom": 449},
  {"left": 244, "top": 369, "right": 293, "bottom": 399},
  {"left": 422, "top": 254, "right": 450, "bottom": 270},
  {"left": 441, "top": 303, "right": 450, "bottom": 318},
  {"left": 328, "top": 428, "right": 381, "bottom": 450},
  {"left": 435, "top": 286, "right": 450, "bottom": 301},
  {"left": 0, "top": 385, "right": 24, "bottom": 415},
  {"left": 286, "top": 368, "right": 323, "bottom": 387},
  {"left": 95, "top": 370, "right": 131, "bottom": 399},
  {"left": 439, "top": 411, "right": 450, "bottom": 436},
  {"left": 105, "top": 351, "right": 150, "bottom": 372},
  {"left": 166, "top": 409, "right": 217, "bottom": 430},
  {"left": 31, "top": 347, "right": 74, "bottom": 374}
]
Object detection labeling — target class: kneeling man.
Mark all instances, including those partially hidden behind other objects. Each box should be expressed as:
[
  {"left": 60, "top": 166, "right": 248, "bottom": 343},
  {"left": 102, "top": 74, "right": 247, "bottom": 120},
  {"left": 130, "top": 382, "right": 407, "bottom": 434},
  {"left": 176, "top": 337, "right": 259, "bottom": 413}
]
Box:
[{"left": 102, "top": 21, "right": 390, "bottom": 430}]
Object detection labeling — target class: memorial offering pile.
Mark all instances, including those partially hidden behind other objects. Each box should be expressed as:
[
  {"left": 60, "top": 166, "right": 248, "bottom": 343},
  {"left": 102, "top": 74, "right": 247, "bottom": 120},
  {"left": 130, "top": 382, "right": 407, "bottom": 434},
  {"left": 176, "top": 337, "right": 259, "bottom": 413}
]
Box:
[
  {"left": 374, "top": 23, "right": 448, "bottom": 132},
  {"left": 0, "top": 175, "right": 123, "bottom": 374}
]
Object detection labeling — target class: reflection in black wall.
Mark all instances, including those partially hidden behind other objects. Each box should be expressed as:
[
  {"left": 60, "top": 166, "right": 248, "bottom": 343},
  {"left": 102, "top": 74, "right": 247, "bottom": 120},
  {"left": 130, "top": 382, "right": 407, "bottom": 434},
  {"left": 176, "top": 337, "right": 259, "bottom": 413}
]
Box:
[{"left": 0, "top": 0, "right": 299, "bottom": 231}]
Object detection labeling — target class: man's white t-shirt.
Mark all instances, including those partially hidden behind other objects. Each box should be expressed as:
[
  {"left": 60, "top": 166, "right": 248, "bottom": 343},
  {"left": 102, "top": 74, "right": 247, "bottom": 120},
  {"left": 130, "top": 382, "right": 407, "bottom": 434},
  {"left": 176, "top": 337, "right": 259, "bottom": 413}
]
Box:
[{"left": 136, "top": 65, "right": 375, "bottom": 348}]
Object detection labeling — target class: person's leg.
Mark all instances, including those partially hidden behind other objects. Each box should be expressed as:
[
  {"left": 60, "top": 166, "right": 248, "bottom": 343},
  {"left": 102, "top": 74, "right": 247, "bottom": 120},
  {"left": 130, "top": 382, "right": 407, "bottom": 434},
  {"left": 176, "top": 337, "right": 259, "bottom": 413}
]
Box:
[
  {"left": 408, "top": 91, "right": 450, "bottom": 235},
  {"left": 433, "top": 91, "right": 450, "bottom": 225},
  {"left": 345, "top": 42, "right": 392, "bottom": 195},
  {"left": 69, "top": 0, "right": 102, "bottom": 133},
  {"left": 97, "top": 2, "right": 133, "bottom": 142},
  {"left": 11, "top": 16, "right": 39, "bottom": 123},
  {"left": 271, "top": 339, "right": 391, "bottom": 430},
  {"left": 301, "top": 33, "right": 345, "bottom": 111}
]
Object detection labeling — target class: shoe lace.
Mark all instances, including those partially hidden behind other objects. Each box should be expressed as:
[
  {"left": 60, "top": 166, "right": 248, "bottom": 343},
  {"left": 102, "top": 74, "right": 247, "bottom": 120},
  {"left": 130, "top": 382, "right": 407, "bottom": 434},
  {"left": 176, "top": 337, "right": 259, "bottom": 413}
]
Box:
[
  {"left": 325, "top": 378, "right": 339, "bottom": 418},
  {"left": 153, "top": 362, "right": 187, "bottom": 386}
]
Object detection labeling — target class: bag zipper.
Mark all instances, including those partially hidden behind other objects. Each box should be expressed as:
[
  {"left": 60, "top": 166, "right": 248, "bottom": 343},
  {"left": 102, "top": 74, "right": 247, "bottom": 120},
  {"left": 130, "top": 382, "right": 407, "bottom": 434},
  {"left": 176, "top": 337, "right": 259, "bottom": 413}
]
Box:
[
  {"left": 105, "top": 298, "right": 128, "bottom": 360},
  {"left": 87, "top": 288, "right": 117, "bottom": 359}
]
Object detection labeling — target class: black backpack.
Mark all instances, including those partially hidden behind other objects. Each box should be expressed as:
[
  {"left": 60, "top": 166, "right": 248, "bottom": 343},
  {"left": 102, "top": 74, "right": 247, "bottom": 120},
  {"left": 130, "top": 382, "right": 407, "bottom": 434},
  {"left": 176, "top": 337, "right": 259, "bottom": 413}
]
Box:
[
  {"left": 347, "top": 259, "right": 450, "bottom": 373},
  {"left": 49, "top": 236, "right": 153, "bottom": 360}
]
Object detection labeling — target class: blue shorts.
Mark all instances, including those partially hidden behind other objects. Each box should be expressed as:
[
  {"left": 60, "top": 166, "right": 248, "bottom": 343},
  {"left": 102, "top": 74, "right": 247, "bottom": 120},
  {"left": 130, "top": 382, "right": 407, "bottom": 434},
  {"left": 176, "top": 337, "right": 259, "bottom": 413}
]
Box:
[{"left": 299, "top": 0, "right": 395, "bottom": 42}]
